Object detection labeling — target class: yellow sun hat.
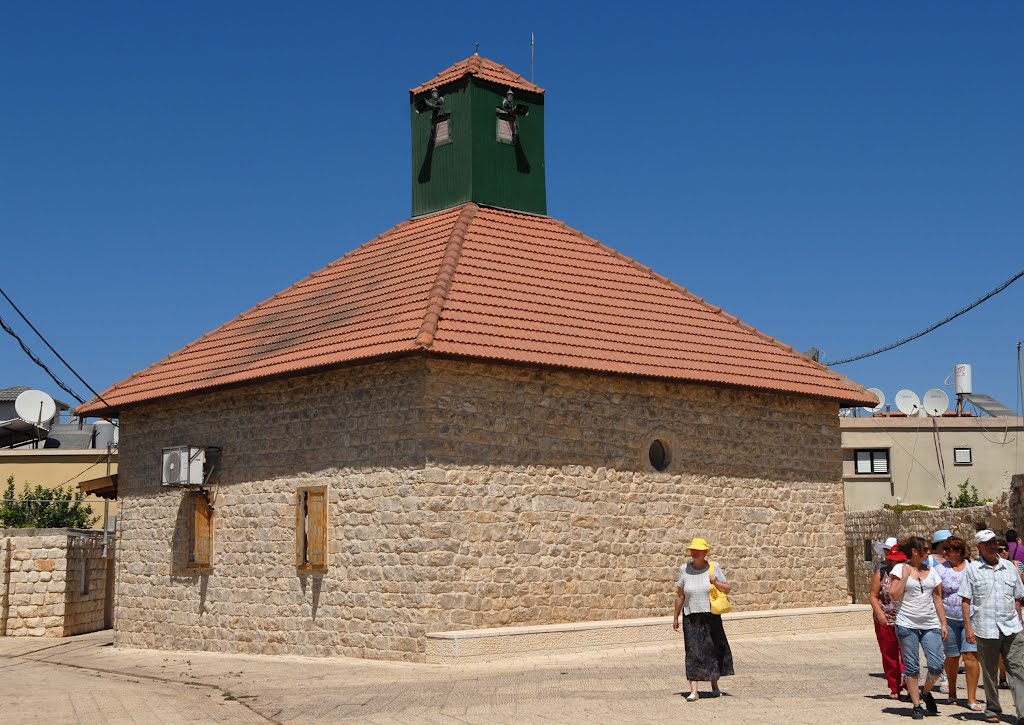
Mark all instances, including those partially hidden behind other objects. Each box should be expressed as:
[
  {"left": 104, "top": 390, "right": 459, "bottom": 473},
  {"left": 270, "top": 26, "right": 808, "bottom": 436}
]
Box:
[{"left": 686, "top": 537, "right": 711, "bottom": 553}]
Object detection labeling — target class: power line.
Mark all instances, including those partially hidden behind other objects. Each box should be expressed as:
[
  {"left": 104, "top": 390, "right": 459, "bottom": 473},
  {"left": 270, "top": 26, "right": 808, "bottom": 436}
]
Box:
[
  {"left": 0, "top": 285, "right": 113, "bottom": 409},
  {"left": 826, "top": 268, "right": 1024, "bottom": 366},
  {"left": 0, "top": 312, "right": 85, "bottom": 404}
]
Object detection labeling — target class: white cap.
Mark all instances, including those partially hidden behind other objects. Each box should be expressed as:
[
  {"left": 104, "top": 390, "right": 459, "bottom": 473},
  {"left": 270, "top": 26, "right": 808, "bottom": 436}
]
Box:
[
  {"left": 883, "top": 537, "right": 898, "bottom": 549},
  {"left": 975, "top": 529, "right": 997, "bottom": 544}
]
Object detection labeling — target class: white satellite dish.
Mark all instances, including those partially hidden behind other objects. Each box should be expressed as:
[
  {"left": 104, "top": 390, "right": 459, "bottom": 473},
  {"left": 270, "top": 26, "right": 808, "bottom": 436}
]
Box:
[
  {"left": 923, "top": 388, "right": 950, "bottom": 417},
  {"left": 863, "top": 388, "right": 885, "bottom": 414},
  {"left": 14, "top": 389, "right": 56, "bottom": 427},
  {"left": 895, "top": 389, "right": 922, "bottom": 416}
]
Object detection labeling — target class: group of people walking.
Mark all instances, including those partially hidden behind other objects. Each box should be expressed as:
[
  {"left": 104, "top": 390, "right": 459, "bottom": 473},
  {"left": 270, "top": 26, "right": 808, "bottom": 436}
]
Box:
[{"left": 871, "top": 528, "right": 1024, "bottom": 722}]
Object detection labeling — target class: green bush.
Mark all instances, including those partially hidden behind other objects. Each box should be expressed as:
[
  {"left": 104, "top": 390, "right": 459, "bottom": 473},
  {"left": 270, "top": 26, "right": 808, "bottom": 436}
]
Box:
[
  {"left": 939, "top": 478, "right": 990, "bottom": 509},
  {"left": 883, "top": 503, "right": 935, "bottom": 515},
  {"left": 0, "top": 475, "right": 99, "bottom": 529}
]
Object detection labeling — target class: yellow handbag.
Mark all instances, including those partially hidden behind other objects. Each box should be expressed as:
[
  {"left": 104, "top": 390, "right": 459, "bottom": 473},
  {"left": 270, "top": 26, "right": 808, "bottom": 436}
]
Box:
[{"left": 708, "top": 561, "right": 732, "bottom": 615}]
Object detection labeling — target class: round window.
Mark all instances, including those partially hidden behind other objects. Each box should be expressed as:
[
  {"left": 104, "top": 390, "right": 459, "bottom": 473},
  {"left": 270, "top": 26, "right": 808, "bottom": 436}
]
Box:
[{"left": 648, "top": 439, "right": 670, "bottom": 471}]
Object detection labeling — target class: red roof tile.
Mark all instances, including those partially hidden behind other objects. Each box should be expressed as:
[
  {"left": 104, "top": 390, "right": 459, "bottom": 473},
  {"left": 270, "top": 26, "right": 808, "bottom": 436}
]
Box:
[
  {"left": 78, "top": 204, "right": 875, "bottom": 416},
  {"left": 410, "top": 55, "right": 544, "bottom": 96}
]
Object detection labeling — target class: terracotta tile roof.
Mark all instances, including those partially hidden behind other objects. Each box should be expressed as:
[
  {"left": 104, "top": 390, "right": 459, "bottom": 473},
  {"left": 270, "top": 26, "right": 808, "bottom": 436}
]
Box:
[
  {"left": 78, "top": 204, "right": 875, "bottom": 416},
  {"left": 410, "top": 55, "right": 544, "bottom": 96}
]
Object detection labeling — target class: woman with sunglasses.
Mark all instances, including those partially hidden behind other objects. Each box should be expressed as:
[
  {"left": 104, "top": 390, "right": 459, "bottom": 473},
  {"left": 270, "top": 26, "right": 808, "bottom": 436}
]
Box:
[
  {"left": 890, "top": 535, "right": 948, "bottom": 720},
  {"left": 938, "top": 537, "right": 981, "bottom": 711}
]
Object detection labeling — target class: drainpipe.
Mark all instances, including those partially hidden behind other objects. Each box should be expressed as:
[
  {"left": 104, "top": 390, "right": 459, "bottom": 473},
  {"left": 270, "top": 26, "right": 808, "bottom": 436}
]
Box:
[
  {"left": 2, "top": 539, "right": 11, "bottom": 637},
  {"left": 103, "top": 442, "right": 112, "bottom": 559}
]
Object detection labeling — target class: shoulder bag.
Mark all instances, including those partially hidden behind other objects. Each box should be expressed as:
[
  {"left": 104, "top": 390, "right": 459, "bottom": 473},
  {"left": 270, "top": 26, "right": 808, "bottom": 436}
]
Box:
[{"left": 708, "top": 561, "right": 732, "bottom": 615}]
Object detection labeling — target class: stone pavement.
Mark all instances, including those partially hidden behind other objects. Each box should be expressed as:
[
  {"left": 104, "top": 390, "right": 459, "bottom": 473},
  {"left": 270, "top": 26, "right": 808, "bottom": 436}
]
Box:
[{"left": 0, "top": 627, "right": 1012, "bottom": 724}]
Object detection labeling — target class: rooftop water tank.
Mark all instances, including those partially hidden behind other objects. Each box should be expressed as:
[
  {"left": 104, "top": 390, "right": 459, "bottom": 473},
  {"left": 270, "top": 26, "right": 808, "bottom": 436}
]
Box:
[{"left": 954, "top": 364, "right": 973, "bottom": 395}]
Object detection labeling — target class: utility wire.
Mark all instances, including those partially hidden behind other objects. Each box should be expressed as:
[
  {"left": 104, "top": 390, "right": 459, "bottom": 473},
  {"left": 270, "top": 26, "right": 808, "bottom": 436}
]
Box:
[
  {"left": 826, "top": 268, "right": 1024, "bottom": 366},
  {"left": 0, "top": 312, "right": 85, "bottom": 404},
  {"left": 0, "top": 285, "right": 113, "bottom": 409}
]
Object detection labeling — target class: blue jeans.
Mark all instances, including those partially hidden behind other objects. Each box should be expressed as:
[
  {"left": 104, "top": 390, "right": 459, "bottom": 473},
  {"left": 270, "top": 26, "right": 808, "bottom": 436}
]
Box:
[
  {"left": 943, "top": 619, "right": 978, "bottom": 657},
  {"left": 896, "top": 625, "right": 945, "bottom": 677}
]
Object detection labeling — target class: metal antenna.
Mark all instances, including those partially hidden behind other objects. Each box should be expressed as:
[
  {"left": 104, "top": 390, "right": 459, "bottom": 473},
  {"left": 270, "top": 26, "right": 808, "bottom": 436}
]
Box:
[
  {"left": 531, "top": 33, "right": 535, "bottom": 82},
  {"left": 475, "top": 43, "right": 479, "bottom": 55}
]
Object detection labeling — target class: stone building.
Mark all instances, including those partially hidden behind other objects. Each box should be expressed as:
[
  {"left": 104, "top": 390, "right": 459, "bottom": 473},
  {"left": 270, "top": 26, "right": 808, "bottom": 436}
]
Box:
[{"left": 79, "top": 55, "right": 874, "bottom": 661}]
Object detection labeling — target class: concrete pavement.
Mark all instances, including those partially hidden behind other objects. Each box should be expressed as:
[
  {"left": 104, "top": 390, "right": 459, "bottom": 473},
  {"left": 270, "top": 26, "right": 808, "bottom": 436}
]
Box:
[{"left": 0, "top": 627, "right": 1008, "bottom": 724}]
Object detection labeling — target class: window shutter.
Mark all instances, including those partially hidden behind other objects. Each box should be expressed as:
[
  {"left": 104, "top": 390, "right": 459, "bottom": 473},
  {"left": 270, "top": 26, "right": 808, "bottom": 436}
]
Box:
[
  {"left": 855, "top": 450, "right": 872, "bottom": 474},
  {"left": 496, "top": 117, "right": 513, "bottom": 143},
  {"left": 296, "top": 490, "right": 307, "bottom": 567},
  {"left": 307, "top": 489, "right": 328, "bottom": 568},
  {"left": 434, "top": 118, "right": 450, "bottom": 144},
  {"left": 872, "top": 452, "right": 889, "bottom": 474},
  {"left": 192, "top": 496, "right": 212, "bottom": 568},
  {"left": 954, "top": 448, "right": 972, "bottom": 465}
]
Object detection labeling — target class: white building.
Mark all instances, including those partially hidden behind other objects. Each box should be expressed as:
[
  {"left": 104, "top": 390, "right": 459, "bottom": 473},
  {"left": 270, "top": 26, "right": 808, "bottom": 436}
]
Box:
[{"left": 841, "top": 413, "right": 1024, "bottom": 511}]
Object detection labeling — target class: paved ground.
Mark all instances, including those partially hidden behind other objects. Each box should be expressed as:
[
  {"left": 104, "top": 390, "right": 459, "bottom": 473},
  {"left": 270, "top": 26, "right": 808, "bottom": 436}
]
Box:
[{"left": 1, "top": 627, "right": 1018, "bottom": 724}]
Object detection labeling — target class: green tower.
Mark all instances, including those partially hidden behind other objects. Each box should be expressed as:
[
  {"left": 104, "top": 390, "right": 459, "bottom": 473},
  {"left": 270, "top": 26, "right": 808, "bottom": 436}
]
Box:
[{"left": 410, "top": 55, "right": 546, "bottom": 217}]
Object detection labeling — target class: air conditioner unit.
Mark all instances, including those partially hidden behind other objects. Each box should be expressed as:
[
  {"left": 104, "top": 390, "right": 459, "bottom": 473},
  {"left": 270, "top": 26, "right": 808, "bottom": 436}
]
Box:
[{"left": 161, "top": 446, "right": 207, "bottom": 486}]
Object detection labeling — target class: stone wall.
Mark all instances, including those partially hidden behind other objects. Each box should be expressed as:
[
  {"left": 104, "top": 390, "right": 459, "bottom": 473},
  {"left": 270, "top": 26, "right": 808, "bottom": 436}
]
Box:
[
  {"left": 1, "top": 528, "right": 113, "bottom": 636},
  {"left": 844, "top": 493, "right": 1017, "bottom": 605},
  {"left": 114, "top": 356, "right": 847, "bottom": 661}
]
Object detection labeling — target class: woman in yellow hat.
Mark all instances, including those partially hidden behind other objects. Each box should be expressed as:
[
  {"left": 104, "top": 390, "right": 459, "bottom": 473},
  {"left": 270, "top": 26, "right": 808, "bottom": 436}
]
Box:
[{"left": 672, "top": 537, "right": 734, "bottom": 701}]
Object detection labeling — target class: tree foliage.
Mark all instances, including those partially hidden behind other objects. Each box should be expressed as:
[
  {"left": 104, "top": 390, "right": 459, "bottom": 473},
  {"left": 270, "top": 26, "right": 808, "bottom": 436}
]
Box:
[
  {"left": 939, "top": 478, "right": 991, "bottom": 509},
  {"left": 0, "top": 475, "right": 99, "bottom": 529}
]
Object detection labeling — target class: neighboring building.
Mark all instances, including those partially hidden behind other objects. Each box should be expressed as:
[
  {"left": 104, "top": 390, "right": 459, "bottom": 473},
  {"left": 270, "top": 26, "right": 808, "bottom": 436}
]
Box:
[
  {"left": 1, "top": 527, "right": 115, "bottom": 637},
  {"left": 78, "top": 55, "right": 874, "bottom": 661},
  {"left": 1, "top": 386, "right": 118, "bottom": 530},
  {"left": 841, "top": 413, "right": 1024, "bottom": 511}
]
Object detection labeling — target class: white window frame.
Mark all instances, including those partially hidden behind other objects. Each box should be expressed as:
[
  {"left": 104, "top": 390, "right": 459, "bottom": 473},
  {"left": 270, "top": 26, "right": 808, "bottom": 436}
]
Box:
[
  {"left": 855, "top": 449, "right": 889, "bottom": 475},
  {"left": 953, "top": 447, "right": 973, "bottom": 465}
]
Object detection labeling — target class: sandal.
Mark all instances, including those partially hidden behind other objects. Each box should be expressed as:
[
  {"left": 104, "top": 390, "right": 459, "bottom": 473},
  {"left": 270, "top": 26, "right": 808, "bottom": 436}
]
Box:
[
  {"left": 685, "top": 693, "right": 699, "bottom": 702},
  {"left": 968, "top": 702, "right": 984, "bottom": 712}
]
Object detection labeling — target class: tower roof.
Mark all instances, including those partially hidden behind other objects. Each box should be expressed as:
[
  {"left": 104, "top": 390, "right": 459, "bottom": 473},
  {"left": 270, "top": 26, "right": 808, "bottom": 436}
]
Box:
[
  {"left": 78, "top": 204, "right": 874, "bottom": 416},
  {"left": 410, "top": 54, "right": 544, "bottom": 96}
]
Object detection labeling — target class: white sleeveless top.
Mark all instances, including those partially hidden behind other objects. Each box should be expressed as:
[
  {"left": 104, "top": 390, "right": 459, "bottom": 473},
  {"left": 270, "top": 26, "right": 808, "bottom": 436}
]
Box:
[
  {"left": 890, "top": 563, "right": 942, "bottom": 630},
  {"left": 676, "top": 562, "right": 728, "bottom": 616}
]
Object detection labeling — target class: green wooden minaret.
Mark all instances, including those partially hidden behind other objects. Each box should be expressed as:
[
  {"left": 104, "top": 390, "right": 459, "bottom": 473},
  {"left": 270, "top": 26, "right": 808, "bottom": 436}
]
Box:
[{"left": 410, "top": 55, "right": 546, "bottom": 217}]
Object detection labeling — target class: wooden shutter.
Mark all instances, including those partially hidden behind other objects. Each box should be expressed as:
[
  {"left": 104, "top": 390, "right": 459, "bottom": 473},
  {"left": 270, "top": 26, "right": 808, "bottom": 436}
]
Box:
[
  {"left": 307, "top": 488, "right": 328, "bottom": 568},
  {"left": 296, "top": 487, "right": 328, "bottom": 569},
  {"left": 192, "top": 496, "right": 212, "bottom": 568},
  {"left": 296, "top": 490, "right": 307, "bottom": 567},
  {"left": 434, "top": 117, "right": 450, "bottom": 145},
  {"left": 496, "top": 117, "right": 513, "bottom": 143}
]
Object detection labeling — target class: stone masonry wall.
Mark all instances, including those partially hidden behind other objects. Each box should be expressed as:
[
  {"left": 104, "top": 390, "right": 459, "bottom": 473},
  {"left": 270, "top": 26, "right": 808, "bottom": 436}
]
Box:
[
  {"left": 64, "top": 531, "right": 112, "bottom": 636},
  {"left": 844, "top": 494, "right": 1015, "bottom": 605},
  {"left": 1, "top": 528, "right": 112, "bottom": 636},
  {"left": 114, "top": 356, "right": 847, "bottom": 661}
]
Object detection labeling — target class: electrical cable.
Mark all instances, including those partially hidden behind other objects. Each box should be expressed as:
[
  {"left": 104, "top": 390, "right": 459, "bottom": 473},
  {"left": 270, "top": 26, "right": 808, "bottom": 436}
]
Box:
[
  {"left": 826, "top": 268, "right": 1024, "bottom": 366},
  {"left": 0, "top": 312, "right": 85, "bottom": 404},
  {"left": 0, "top": 285, "right": 115, "bottom": 412}
]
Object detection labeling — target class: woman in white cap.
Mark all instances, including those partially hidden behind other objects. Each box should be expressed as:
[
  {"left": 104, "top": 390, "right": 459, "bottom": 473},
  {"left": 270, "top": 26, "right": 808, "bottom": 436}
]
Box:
[
  {"left": 927, "top": 529, "right": 953, "bottom": 695},
  {"left": 928, "top": 529, "right": 952, "bottom": 568},
  {"left": 672, "top": 537, "right": 734, "bottom": 701}
]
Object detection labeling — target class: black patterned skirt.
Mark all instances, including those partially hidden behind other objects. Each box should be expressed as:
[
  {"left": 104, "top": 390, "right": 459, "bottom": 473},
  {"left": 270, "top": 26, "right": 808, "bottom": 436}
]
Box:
[{"left": 682, "top": 612, "right": 735, "bottom": 682}]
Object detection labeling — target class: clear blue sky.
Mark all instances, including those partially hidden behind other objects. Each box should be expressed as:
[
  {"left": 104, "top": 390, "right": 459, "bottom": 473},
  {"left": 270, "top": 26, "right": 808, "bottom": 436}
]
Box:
[{"left": 2, "top": 3, "right": 1022, "bottom": 416}]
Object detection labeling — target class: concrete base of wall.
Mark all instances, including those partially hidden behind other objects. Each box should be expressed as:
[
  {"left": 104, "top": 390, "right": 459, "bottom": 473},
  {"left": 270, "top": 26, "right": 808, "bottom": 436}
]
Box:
[{"left": 424, "top": 605, "right": 872, "bottom": 664}]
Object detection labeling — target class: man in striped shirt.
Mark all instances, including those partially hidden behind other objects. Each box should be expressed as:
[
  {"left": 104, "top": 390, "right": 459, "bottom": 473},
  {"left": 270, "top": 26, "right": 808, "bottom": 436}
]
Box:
[{"left": 962, "top": 529, "right": 1024, "bottom": 724}]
